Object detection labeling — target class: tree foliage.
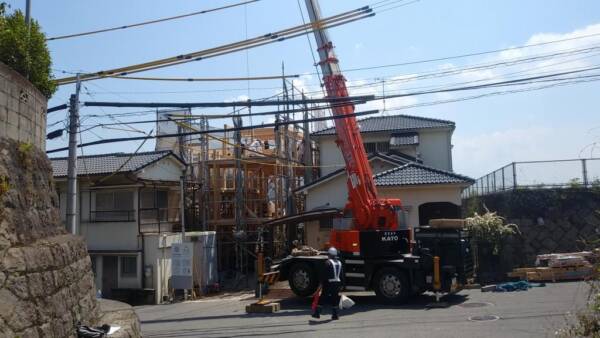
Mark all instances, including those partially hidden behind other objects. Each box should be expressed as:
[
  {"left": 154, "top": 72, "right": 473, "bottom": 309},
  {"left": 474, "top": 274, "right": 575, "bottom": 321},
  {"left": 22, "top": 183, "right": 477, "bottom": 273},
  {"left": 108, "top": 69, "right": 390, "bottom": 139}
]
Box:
[{"left": 0, "top": 5, "right": 56, "bottom": 98}]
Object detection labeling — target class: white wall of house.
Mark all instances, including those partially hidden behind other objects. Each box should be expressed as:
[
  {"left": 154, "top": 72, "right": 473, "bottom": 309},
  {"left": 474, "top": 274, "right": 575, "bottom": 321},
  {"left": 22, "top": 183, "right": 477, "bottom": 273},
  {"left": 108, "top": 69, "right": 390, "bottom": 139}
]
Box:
[
  {"left": 304, "top": 158, "right": 402, "bottom": 211},
  {"left": 144, "top": 233, "right": 182, "bottom": 304},
  {"left": 378, "top": 184, "right": 463, "bottom": 227},
  {"left": 58, "top": 185, "right": 140, "bottom": 251},
  {"left": 305, "top": 174, "right": 347, "bottom": 211},
  {"left": 315, "top": 127, "right": 454, "bottom": 175},
  {"left": 417, "top": 129, "right": 453, "bottom": 171},
  {"left": 318, "top": 135, "right": 343, "bottom": 176},
  {"left": 137, "top": 157, "right": 184, "bottom": 181}
]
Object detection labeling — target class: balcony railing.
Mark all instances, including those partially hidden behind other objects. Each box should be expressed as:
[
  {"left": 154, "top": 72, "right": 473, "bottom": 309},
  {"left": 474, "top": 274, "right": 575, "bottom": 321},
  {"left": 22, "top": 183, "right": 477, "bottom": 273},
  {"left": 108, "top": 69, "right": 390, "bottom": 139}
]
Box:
[
  {"left": 90, "top": 210, "right": 136, "bottom": 222},
  {"left": 139, "top": 207, "right": 180, "bottom": 233}
]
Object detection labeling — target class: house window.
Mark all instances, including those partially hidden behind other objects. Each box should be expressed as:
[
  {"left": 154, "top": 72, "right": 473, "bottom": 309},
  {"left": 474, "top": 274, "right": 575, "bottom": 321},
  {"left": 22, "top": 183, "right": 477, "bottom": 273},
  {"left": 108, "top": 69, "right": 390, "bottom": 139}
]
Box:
[
  {"left": 319, "top": 218, "right": 333, "bottom": 230},
  {"left": 390, "top": 132, "right": 419, "bottom": 147},
  {"left": 140, "top": 190, "right": 170, "bottom": 222},
  {"left": 120, "top": 256, "right": 137, "bottom": 277},
  {"left": 94, "top": 191, "right": 134, "bottom": 222},
  {"left": 363, "top": 142, "right": 389, "bottom": 154}
]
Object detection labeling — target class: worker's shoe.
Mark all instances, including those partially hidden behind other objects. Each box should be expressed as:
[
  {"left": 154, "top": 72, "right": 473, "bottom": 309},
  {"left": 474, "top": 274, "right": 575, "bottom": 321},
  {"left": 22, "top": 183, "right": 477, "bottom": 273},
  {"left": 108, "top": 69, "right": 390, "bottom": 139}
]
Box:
[
  {"left": 332, "top": 308, "right": 339, "bottom": 320},
  {"left": 311, "top": 306, "right": 321, "bottom": 319}
]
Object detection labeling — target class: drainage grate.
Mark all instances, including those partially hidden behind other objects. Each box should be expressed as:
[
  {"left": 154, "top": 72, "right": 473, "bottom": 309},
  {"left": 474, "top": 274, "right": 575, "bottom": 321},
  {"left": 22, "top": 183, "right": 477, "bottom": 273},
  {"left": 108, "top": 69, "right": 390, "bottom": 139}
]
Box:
[
  {"left": 468, "top": 315, "right": 500, "bottom": 322},
  {"left": 459, "top": 302, "right": 493, "bottom": 308}
]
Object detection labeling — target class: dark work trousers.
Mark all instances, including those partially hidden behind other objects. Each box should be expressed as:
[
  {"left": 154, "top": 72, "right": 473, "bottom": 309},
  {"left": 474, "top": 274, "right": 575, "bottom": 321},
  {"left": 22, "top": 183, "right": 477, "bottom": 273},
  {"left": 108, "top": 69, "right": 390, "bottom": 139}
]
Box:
[{"left": 319, "top": 281, "right": 341, "bottom": 313}]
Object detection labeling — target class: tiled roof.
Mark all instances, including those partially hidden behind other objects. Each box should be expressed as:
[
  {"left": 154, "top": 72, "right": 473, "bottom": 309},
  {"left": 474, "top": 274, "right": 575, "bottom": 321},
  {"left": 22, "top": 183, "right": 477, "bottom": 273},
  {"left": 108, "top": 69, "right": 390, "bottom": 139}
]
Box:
[
  {"left": 374, "top": 163, "right": 474, "bottom": 186},
  {"left": 312, "top": 114, "right": 454, "bottom": 136},
  {"left": 294, "top": 153, "right": 470, "bottom": 193},
  {"left": 50, "top": 151, "right": 184, "bottom": 177}
]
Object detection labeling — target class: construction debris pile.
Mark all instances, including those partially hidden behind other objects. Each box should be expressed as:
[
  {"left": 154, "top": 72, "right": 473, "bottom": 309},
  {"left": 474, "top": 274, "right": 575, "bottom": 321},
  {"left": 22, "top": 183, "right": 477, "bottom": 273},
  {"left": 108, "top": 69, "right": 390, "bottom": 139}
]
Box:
[{"left": 508, "top": 251, "right": 597, "bottom": 282}]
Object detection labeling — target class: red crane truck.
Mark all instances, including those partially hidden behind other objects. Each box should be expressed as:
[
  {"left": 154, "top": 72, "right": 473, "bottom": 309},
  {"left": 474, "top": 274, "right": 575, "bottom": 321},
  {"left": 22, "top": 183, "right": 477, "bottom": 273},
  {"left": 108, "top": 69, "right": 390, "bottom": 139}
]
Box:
[{"left": 271, "top": 0, "right": 473, "bottom": 303}]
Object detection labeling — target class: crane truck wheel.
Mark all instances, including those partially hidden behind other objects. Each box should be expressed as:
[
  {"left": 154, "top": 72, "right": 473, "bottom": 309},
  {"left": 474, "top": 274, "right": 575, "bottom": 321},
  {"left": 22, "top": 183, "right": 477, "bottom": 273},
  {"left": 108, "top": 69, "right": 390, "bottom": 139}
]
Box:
[
  {"left": 288, "top": 262, "right": 318, "bottom": 297},
  {"left": 373, "top": 267, "right": 409, "bottom": 304}
]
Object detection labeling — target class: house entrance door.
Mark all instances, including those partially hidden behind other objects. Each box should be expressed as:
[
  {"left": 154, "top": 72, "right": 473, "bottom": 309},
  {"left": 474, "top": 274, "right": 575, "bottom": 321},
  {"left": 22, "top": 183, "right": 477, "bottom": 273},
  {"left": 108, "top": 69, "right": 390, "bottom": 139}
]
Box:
[
  {"left": 102, "top": 256, "right": 118, "bottom": 298},
  {"left": 418, "top": 202, "right": 461, "bottom": 226}
]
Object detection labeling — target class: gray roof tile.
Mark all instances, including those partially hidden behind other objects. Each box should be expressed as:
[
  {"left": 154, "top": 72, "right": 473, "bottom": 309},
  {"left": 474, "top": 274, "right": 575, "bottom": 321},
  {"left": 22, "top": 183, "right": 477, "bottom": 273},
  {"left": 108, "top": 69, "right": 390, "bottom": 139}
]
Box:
[
  {"left": 374, "top": 163, "right": 474, "bottom": 186},
  {"left": 313, "top": 114, "right": 454, "bottom": 136},
  {"left": 50, "top": 151, "right": 182, "bottom": 177},
  {"left": 295, "top": 154, "right": 471, "bottom": 192}
]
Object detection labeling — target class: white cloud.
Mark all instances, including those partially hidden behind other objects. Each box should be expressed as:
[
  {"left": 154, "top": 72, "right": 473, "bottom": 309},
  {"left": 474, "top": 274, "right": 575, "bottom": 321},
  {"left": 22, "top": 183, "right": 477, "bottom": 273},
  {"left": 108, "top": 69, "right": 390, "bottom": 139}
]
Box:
[{"left": 453, "top": 125, "right": 596, "bottom": 178}]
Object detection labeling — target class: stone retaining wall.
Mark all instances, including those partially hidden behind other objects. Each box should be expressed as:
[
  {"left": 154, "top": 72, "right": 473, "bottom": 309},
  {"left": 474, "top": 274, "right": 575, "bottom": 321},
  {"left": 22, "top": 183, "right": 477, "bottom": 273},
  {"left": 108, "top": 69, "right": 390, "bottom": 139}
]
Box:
[
  {"left": 0, "top": 138, "right": 101, "bottom": 337},
  {"left": 463, "top": 189, "right": 600, "bottom": 279}
]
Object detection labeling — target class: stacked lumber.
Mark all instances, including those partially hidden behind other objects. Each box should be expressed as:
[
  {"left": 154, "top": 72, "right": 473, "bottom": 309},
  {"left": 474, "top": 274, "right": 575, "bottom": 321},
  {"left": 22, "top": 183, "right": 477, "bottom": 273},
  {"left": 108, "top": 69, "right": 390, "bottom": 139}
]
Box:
[
  {"left": 508, "top": 251, "right": 596, "bottom": 282},
  {"left": 291, "top": 246, "right": 319, "bottom": 256},
  {"left": 428, "top": 219, "right": 466, "bottom": 229}
]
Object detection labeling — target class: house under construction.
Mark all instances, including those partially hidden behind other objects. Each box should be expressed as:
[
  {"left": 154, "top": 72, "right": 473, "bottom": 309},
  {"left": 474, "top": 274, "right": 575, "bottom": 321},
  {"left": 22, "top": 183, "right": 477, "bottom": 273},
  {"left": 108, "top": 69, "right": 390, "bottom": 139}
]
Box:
[{"left": 155, "top": 102, "right": 322, "bottom": 282}]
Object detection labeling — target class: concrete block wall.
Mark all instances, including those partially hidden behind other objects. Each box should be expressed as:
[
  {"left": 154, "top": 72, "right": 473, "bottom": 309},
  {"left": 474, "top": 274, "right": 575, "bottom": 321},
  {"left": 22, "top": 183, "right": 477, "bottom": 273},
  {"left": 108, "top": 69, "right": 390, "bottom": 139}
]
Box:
[{"left": 0, "top": 62, "right": 47, "bottom": 150}]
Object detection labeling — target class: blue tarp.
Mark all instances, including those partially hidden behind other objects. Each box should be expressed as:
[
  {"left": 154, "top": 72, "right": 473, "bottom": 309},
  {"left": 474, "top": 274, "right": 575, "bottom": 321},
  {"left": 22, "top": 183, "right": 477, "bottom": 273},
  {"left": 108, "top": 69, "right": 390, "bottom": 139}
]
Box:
[{"left": 493, "top": 281, "right": 546, "bottom": 292}]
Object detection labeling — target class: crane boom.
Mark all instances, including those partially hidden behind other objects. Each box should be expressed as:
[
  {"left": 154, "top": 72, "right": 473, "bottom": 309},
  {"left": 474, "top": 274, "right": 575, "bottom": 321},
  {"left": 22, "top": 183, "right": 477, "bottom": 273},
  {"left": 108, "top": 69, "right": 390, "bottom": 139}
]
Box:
[{"left": 305, "top": 0, "right": 402, "bottom": 242}]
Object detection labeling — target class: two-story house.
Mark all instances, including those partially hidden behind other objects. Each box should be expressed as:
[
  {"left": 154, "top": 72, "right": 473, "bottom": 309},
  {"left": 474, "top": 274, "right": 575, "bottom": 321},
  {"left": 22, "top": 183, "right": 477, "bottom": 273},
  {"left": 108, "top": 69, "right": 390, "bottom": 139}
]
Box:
[
  {"left": 296, "top": 114, "right": 473, "bottom": 249},
  {"left": 51, "top": 150, "right": 186, "bottom": 304}
]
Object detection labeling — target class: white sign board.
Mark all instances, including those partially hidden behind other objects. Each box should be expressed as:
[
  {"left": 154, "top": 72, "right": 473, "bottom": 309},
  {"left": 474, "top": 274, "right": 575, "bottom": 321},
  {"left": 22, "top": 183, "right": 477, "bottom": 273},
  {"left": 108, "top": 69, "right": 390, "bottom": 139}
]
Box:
[{"left": 171, "top": 243, "right": 193, "bottom": 289}]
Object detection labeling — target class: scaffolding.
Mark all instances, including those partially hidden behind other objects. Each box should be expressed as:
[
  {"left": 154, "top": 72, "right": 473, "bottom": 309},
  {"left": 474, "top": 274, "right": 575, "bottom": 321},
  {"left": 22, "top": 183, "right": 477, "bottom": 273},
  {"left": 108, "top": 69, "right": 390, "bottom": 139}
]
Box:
[{"left": 156, "top": 85, "right": 319, "bottom": 288}]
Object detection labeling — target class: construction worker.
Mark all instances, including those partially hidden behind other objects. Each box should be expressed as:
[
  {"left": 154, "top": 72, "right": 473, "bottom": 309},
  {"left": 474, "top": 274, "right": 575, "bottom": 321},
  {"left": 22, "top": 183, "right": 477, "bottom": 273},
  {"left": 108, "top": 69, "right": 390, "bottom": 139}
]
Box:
[{"left": 312, "top": 247, "right": 342, "bottom": 320}]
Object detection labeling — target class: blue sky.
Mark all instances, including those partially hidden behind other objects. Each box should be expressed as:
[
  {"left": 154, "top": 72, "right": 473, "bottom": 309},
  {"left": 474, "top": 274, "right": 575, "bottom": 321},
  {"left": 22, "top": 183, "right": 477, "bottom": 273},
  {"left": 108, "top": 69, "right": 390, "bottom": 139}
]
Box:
[{"left": 7, "top": 0, "right": 600, "bottom": 178}]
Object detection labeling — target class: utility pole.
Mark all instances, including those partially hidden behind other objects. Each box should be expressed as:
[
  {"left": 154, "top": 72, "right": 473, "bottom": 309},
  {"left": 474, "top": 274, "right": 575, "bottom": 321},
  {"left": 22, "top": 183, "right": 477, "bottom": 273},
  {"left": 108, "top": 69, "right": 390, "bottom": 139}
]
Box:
[
  {"left": 199, "top": 117, "right": 209, "bottom": 231},
  {"left": 66, "top": 74, "right": 81, "bottom": 235},
  {"left": 302, "top": 91, "right": 313, "bottom": 183},
  {"left": 233, "top": 113, "right": 244, "bottom": 233},
  {"left": 25, "top": 0, "right": 31, "bottom": 33},
  {"left": 233, "top": 112, "right": 245, "bottom": 278},
  {"left": 282, "top": 63, "right": 292, "bottom": 217},
  {"left": 180, "top": 175, "right": 186, "bottom": 238}
]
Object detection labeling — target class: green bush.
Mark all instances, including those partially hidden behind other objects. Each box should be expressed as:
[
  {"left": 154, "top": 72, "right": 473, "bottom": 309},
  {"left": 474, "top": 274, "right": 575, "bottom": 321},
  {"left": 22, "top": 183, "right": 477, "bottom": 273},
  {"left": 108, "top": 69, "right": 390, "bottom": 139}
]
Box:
[
  {"left": 0, "top": 4, "right": 56, "bottom": 98},
  {"left": 466, "top": 207, "right": 519, "bottom": 255}
]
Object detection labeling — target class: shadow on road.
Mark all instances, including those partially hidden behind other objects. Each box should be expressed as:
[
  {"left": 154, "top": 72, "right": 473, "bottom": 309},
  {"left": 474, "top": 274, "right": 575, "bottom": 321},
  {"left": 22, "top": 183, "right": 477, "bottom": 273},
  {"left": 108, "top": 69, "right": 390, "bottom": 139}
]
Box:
[{"left": 141, "top": 292, "right": 469, "bottom": 326}]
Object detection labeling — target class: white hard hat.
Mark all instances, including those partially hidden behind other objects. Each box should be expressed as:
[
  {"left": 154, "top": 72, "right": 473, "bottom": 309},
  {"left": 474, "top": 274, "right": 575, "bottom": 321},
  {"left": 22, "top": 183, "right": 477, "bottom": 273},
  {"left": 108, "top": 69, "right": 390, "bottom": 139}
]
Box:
[{"left": 328, "top": 247, "right": 338, "bottom": 257}]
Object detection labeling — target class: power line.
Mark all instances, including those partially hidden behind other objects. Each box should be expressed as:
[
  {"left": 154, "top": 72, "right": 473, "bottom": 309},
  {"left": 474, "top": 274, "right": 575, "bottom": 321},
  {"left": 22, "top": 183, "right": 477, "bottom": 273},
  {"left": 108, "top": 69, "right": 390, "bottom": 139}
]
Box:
[
  {"left": 77, "top": 100, "right": 374, "bottom": 132},
  {"left": 373, "top": 65, "right": 600, "bottom": 101},
  {"left": 81, "top": 94, "right": 374, "bottom": 109},
  {"left": 108, "top": 74, "right": 300, "bottom": 82},
  {"left": 65, "top": 70, "right": 600, "bottom": 137},
  {"left": 46, "top": 0, "right": 260, "bottom": 41},
  {"left": 382, "top": 76, "right": 600, "bottom": 112},
  {"left": 48, "top": 74, "right": 600, "bottom": 154},
  {"left": 46, "top": 109, "right": 381, "bottom": 154},
  {"left": 75, "top": 65, "right": 600, "bottom": 111},
  {"left": 339, "top": 31, "right": 600, "bottom": 74},
  {"left": 55, "top": 6, "right": 375, "bottom": 85},
  {"left": 79, "top": 42, "right": 600, "bottom": 97}
]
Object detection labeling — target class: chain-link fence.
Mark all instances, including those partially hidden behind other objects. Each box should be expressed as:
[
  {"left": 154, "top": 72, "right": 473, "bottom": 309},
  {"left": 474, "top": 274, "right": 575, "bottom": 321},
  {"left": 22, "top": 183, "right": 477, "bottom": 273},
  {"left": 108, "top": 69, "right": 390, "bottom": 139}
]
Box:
[{"left": 463, "top": 158, "right": 600, "bottom": 198}]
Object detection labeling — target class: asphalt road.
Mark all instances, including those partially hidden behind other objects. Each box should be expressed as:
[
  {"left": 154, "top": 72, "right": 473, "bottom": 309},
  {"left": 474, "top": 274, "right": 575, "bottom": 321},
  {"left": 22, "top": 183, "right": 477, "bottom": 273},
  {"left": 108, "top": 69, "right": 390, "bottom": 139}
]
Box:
[{"left": 135, "top": 281, "right": 589, "bottom": 338}]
